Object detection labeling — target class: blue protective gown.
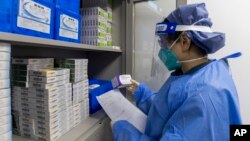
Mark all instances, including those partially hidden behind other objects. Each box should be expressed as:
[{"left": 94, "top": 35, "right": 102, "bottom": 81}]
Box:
[{"left": 113, "top": 59, "right": 241, "bottom": 141}]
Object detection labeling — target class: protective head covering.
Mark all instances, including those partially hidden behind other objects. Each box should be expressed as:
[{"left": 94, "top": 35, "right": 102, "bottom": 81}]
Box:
[
  {"left": 166, "top": 3, "right": 225, "bottom": 54},
  {"left": 151, "top": 3, "right": 222, "bottom": 89}
]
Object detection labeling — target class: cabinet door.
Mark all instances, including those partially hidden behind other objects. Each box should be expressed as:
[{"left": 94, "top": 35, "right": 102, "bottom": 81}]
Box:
[{"left": 126, "top": 0, "right": 177, "bottom": 91}]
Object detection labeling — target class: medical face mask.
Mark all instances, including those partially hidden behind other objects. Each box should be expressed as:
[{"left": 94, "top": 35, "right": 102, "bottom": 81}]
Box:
[
  {"left": 158, "top": 34, "right": 208, "bottom": 71},
  {"left": 158, "top": 36, "right": 181, "bottom": 71}
]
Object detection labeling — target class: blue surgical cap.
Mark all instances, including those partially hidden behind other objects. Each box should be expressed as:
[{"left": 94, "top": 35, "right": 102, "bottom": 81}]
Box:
[{"left": 167, "top": 3, "right": 225, "bottom": 54}]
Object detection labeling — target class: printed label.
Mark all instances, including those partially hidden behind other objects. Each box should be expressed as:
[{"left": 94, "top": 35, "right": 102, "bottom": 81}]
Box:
[
  {"left": 59, "top": 29, "right": 78, "bottom": 40},
  {"left": 18, "top": 0, "right": 51, "bottom": 33},
  {"left": 59, "top": 14, "right": 79, "bottom": 39}
]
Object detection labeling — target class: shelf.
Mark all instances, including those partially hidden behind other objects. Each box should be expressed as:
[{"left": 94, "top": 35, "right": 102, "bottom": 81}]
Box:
[
  {"left": 13, "top": 110, "right": 108, "bottom": 141},
  {"left": 0, "top": 32, "right": 122, "bottom": 53}
]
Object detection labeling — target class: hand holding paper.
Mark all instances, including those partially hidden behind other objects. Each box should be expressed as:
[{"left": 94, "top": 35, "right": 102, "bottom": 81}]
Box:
[{"left": 96, "top": 89, "right": 147, "bottom": 133}]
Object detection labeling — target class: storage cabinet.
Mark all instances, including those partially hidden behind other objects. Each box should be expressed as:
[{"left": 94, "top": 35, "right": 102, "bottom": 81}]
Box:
[{"left": 0, "top": 0, "right": 126, "bottom": 141}]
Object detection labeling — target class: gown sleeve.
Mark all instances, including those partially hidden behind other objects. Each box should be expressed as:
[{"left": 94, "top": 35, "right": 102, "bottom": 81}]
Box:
[{"left": 134, "top": 83, "right": 156, "bottom": 115}]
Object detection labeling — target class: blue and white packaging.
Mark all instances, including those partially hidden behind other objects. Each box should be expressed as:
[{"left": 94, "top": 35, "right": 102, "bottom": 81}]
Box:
[
  {"left": 12, "top": 0, "right": 55, "bottom": 39},
  {"left": 54, "top": 0, "right": 80, "bottom": 13},
  {"left": 55, "top": 8, "right": 81, "bottom": 43},
  {"left": 111, "top": 74, "right": 132, "bottom": 89},
  {"left": 0, "top": 0, "right": 12, "bottom": 33}
]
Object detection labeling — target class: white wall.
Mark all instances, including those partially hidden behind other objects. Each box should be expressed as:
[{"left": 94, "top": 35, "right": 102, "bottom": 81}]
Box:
[{"left": 187, "top": 0, "right": 250, "bottom": 123}]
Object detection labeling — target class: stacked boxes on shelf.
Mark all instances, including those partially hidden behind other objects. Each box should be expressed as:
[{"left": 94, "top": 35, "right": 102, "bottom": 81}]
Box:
[
  {"left": 11, "top": 58, "right": 74, "bottom": 141},
  {"left": 81, "top": 0, "right": 113, "bottom": 46},
  {"left": 11, "top": 58, "right": 54, "bottom": 88},
  {"left": 12, "top": 0, "right": 55, "bottom": 39},
  {"left": 55, "top": 59, "right": 89, "bottom": 126},
  {"left": 54, "top": 0, "right": 82, "bottom": 43},
  {"left": 80, "top": 7, "right": 108, "bottom": 47},
  {"left": 0, "top": 43, "right": 12, "bottom": 141}
]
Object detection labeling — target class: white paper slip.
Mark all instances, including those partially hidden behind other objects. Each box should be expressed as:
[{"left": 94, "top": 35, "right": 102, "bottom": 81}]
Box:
[
  {"left": 0, "top": 131, "right": 12, "bottom": 141},
  {"left": 0, "top": 89, "right": 10, "bottom": 99},
  {"left": 97, "top": 90, "right": 147, "bottom": 133},
  {"left": 0, "top": 70, "right": 9, "bottom": 80},
  {"left": 0, "top": 61, "right": 10, "bottom": 70},
  {"left": 0, "top": 43, "right": 11, "bottom": 52}
]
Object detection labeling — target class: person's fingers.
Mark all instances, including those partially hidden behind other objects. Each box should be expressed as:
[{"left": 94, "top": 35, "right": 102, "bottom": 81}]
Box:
[
  {"left": 127, "top": 86, "right": 134, "bottom": 92},
  {"left": 130, "top": 79, "right": 140, "bottom": 86}
]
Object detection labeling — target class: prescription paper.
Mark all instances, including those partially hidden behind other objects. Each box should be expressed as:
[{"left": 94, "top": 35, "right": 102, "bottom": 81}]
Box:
[{"left": 96, "top": 90, "right": 147, "bottom": 133}]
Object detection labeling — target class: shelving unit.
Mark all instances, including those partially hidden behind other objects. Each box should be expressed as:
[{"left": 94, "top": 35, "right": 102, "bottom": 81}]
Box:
[
  {"left": 12, "top": 110, "right": 112, "bottom": 141},
  {"left": 0, "top": 0, "right": 127, "bottom": 140}
]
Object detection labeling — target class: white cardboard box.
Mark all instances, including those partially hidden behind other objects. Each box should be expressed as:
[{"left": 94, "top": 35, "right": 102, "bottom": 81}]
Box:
[
  {"left": 0, "top": 52, "right": 10, "bottom": 61},
  {"left": 0, "top": 43, "right": 11, "bottom": 52},
  {"left": 29, "top": 68, "right": 70, "bottom": 77},
  {"left": 0, "top": 70, "right": 9, "bottom": 80},
  {"left": 0, "top": 88, "right": 10, "bottom": 99},
  {"left": 12, "top": 58, "right": 54, "bottom": 65},
  {"left": 0, "top": 131, "right": 12, "bottom": 141},
  {"left": 0, "top": 123, "right": 11, "bottom": 135},
  {"left": 0, "top": 61, "right": 10, "bottom": 70},
  {"left": 0, "top": 97, "right": 11, "bottom": 107}
]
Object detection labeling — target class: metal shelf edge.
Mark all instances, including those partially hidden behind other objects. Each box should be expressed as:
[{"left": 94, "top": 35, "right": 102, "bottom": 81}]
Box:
[{"left": 0, "top": 32, "right": 122, "bottom": 53}]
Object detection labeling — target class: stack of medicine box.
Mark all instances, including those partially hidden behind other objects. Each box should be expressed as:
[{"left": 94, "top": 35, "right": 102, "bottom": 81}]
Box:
[
  {"left": 11, "top": 58, "right": 54, "bottom": 88},
  {"left": 80, "top": 7, "right": 108, "bottom": 47},
  {"left": 0, "top": 43, "right": 12, "bottom": 141},
  {"left": 82, "top": 0, "right": 113, "bottom": 46},
  {"left": 55, "top": 59, "right": 89, "bottom": 127},
  {"left": 11, "top": 58, "right": 54, "bottom": 136},
  {"left": 12, "top": 68, "right": 73, "bottom": 141}
]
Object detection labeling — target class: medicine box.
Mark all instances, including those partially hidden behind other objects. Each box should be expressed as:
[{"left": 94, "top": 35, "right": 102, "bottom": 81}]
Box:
[
  {"left": 0, "top": 61, "right": 10, "bottom": 70},
  {"left": 0, "top": 96, "right": 11, "bottom": 108},
  {"left": 0, "top": 88, "right": 10, "bottom": 99},
  {"left": 0, "top": 70, "right": 10, "bottom": 80},
  {"left": 0, "top": 0, "right": 12, "bottom": 32},
  {"left": 0, "top": 52, "right": 10, "bottom": 61},
  {"left": 12, "top": 64, "right": 54, "bottom": 71},
  {"left": 106, "top": 34, "right": 112, "bottom": 46},
  {"left": 0, "top": 131, "right": 12, "bottom": 141},
  {"left": 0, "top": 115, "right": 11, "bottom": 126},
  {"left": 0, "top": 106, "right": 11, "bottom": 117},
  {"left": 12, "top": 58, "right": 54, "bottom": 65},
  {"left": 0, "top": 43, "right": 11, "bottom": 52},
  {"left": 0, "top": 79, "right": 10, "bottom": 89},
  {"left": 55, "top": 7, "right": 81, "bottom": 43},
  {"left": 29, "top": 68, "right": 70, "bottom": 77},
  {"left": 29, "top": 74, "right": 69, "bottom": 84},
  {"left": 111, "top": 74, "right": 132, "bottom": 88},
  {"left": 0, "top": 123, "right": 11, "bottom": 135},
  {"left": 81, "top": 7, "right": 107, "bottom": 19},
  {"left": 12, "top": 0, "right": 55, "bottom": 39},
  {"left": 82, "top": 37, "right": 107, "bottom": 47},
  {"left": 54, "top": 0, "right": 81, "bottom": 14},
  {"left": 88, "top": 79, "right": 112, "bottom": 114},
  {"left": 82, "top": 27, "right": 107, "bottom": 39}
]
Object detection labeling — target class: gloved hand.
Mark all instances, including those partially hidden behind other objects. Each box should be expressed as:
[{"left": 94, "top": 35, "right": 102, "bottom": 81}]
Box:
[{"left": 127, "top": 79, "right": 140, "bottom": 94}]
